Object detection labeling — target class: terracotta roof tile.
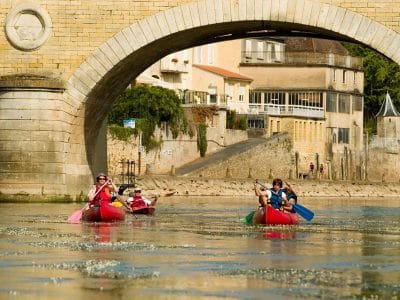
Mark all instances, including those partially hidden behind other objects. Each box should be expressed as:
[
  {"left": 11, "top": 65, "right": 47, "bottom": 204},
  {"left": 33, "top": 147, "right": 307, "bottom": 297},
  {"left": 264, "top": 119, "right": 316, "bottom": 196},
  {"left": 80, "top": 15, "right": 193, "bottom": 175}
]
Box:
[{"left": 193, "top": 64, "right": 253, "bottom": 81}]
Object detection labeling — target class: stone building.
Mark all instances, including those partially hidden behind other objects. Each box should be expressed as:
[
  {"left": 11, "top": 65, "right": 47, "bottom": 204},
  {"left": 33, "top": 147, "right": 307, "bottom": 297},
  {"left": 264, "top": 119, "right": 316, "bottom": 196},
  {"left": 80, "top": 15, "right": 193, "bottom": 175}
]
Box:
[
  {"left": 239, "top": 37, "right": 364, "bottom": 179},
  {"left": 376, "top": 92, "right": 400, "bottom": 140},
  {"left": 114, "top": 37, "right": 363, "bottom": 180}
]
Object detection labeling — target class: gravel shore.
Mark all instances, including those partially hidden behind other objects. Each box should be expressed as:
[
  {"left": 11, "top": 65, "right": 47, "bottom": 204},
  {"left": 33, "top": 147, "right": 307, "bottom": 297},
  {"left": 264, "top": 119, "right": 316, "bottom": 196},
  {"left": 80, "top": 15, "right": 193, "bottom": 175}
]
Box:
[{"left": 135, "top": 175, "right": 400, "bottom": 198}]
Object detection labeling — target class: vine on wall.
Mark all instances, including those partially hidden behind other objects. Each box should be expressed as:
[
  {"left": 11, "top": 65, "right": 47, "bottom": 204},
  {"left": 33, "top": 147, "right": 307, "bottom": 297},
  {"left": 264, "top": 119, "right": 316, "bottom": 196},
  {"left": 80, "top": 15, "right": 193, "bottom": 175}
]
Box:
[
  {"left": 191, "top": 105, "right": 218, "bottom": 123},
  {"left": 108, "top": 85, "right": 188, "bottom": 152},
  {"left": 197, "top": 123, "right": 208, "bottom": 157}
]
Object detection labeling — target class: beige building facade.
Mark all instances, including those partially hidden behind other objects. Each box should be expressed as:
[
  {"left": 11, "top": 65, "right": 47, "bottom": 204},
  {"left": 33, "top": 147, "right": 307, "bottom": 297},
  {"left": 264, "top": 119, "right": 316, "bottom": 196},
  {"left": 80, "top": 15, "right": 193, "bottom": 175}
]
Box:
[{"left": 239, "top": 37, "right": 364, "bottom": 178}]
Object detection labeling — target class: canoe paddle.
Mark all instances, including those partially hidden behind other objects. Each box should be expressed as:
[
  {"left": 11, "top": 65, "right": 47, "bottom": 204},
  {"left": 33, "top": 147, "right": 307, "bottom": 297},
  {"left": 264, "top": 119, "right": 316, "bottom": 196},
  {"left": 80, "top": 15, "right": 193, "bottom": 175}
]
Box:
[
  {"left": 256, "top": 180, "right": 314, "bottom": 221},
  {"left": 242, "top": 210, "right": 256, "bottom": 224},
  {"left": 67, "top": 180, "right": 109, "bottom": 223}
]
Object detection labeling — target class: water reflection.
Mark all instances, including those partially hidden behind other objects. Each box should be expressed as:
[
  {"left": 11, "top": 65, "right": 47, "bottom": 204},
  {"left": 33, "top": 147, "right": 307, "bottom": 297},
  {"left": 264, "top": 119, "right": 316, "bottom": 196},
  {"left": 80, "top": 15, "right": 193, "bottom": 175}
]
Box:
[
  {"left": 261, "top": 229, "right": 297, "bottom": 240},
  {"left": 82, "top": 223, "right": 122, "bottom": 243},
  {"left": 0, "top": 197, "right": 399, "bottom": 299}
]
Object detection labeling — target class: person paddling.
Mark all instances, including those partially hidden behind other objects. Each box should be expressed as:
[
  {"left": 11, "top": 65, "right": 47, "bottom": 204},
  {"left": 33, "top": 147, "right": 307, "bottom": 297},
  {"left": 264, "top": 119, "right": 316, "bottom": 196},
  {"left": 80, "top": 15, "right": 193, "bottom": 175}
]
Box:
[
  {"left": 87, "top": 173, "right": 129, "bottom": 209},
  {"left": 252, "top": 178, "right": 288, "bottom": 224},
  {"left": 126, "top": 187, "right": 158, "bottom": 209}
]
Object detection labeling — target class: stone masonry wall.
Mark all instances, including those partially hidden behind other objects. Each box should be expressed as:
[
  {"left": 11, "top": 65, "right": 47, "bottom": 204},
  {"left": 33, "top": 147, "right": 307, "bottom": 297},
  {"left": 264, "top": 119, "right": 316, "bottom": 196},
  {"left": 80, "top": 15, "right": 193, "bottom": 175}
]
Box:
[
  {"left": 183, "top": 133, "right": 295, "bottom": 179},
  {"left": 0, "top": 0, "right": 399, "bottom": 82},
  {"left": 107, "top": 126, "right": 248, "bottom": 180}
]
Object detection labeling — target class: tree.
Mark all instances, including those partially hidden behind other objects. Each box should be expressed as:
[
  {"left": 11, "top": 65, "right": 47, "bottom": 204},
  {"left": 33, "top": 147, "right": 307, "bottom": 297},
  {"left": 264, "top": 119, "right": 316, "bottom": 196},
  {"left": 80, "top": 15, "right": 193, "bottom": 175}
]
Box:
[
  {"left": 343, "top": 43, "right": 400, "bottom": 133},
  {"left": 108, "top": 85, "right": 188, "bottom": 150}
]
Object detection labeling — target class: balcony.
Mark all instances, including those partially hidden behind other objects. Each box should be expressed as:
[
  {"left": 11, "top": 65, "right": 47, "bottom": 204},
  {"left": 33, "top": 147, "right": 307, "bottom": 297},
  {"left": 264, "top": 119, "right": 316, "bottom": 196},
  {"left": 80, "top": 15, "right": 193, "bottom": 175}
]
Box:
[
  {"left": 181, "top": 90, "right": 227, "bottom": 107},
  {"left": 241, "top": 51, "right": 363, "bottom": 70},
  {"left": 250, "top": 104, "right": 324, "bottom": 118},
  {"left": 160, "top": 57, "right": 188, "bottom": 73}
]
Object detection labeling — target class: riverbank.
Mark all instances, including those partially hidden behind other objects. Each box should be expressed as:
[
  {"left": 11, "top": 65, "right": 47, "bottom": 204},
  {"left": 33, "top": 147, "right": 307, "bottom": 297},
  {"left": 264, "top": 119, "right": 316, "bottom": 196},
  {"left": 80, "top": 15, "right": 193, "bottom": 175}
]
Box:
[
  {"left": 1, "top": 175, "right": 399, "bottom": 202},
  {"left": 136, "top": 175, "right": 400, "bottom": 199}
]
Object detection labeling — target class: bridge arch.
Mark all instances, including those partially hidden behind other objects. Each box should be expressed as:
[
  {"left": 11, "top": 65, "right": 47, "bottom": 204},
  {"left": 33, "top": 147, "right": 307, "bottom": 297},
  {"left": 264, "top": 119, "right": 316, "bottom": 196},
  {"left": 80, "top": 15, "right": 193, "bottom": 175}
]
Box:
[
  {"left": 65, "top": 0, "right": 400, "bottom": 195},
  {"left": 2, "top": 0, "right": 399, "bottom": 198}
]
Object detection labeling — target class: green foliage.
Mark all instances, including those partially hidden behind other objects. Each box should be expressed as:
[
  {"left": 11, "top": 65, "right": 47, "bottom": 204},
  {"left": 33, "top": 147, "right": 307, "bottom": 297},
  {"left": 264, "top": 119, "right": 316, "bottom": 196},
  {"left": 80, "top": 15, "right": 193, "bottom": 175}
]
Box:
[
  {"left": 108, "top": 124, "right": 137, "bottom": 141},
  {"left": 197, "top": 123, "right": 208, "bottom": 157},
  {"left": 226, "top": 110, "right": 248, "bottom": 130},
  {"left": 343, "top": 43, "right": 400, "bottom": 133},
  {"left": 108, "top": 85, "right": 188, "bottom": 151}
]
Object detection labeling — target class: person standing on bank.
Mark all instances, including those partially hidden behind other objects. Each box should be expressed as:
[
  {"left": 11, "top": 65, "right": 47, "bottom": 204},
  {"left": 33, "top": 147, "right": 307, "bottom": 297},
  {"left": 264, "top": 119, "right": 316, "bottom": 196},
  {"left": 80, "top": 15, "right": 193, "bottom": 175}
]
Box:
[
  {"left": 309, "top": 162, "right": 315, "bottom": 175},
  {"left": 319, "top": 163, "right": 324, "bottom": 178}
]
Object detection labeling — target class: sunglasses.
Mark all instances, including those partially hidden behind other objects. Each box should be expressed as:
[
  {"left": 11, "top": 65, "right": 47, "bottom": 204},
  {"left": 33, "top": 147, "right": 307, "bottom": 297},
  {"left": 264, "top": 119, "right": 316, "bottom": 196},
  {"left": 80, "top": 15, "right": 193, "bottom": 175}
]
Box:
[{"left": 98, "top": 177, "right": 106, "bottom": 180}]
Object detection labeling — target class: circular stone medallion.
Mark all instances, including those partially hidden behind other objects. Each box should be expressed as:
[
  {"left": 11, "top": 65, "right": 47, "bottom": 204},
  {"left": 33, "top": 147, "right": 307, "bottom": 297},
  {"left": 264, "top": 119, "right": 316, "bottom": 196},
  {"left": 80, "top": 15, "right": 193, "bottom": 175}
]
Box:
[{"left": 5, "top": 2, "right": 52, "bottom": 51}]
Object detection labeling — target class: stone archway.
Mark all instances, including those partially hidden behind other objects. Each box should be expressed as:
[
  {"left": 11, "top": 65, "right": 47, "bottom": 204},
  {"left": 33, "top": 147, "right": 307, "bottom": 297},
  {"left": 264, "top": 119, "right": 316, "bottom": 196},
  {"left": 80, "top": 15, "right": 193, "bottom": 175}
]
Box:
[
  {"left": 1, "top": 0, "right": 398, "bottom": 199},
  {"left": 62, "top": 0, "right": 400, "bottom": 197}
]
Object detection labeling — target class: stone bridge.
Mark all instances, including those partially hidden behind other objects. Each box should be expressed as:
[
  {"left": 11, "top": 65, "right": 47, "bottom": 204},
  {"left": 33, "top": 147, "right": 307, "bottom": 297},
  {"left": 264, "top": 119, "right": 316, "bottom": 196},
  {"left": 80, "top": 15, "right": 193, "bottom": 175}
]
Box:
[{"left": 0, "top": 0, "right": 399, "bottom": 200}]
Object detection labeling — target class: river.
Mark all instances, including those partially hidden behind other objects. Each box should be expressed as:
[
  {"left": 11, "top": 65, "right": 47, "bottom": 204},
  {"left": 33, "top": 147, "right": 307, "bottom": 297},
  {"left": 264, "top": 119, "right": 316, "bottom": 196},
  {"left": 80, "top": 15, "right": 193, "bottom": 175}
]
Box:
[{"left": 0, "top": 196, "right": 399, "bottom": 299}]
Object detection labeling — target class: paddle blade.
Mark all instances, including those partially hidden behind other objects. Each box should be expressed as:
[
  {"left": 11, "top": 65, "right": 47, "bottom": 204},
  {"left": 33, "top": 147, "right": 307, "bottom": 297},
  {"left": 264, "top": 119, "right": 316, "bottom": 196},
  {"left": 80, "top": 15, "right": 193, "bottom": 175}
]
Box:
[
  {"left": 242, "top": 210, "right": 256, "bottom": 224},
  {"left": 293, "top": 203, "right": 314, "bottom": 221},
  {"left": 67, "top": 210, "right": 82, "bottom": 223}
]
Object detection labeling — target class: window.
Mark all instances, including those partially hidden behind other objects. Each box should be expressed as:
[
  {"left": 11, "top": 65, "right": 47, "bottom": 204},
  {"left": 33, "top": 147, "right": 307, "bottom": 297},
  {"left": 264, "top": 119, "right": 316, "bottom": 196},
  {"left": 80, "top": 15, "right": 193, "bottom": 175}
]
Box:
[
  {"left": 245, "top": 40, "right": 252, "bottom": 58},
  {"left": 338, "top": 94, "right": 350, "bottom": 114},
  {"left": 326, "top": 93, "right": 337, "bottom": 112},
  {"left": 353, "top": 96, "right": 363, "bottom": 111},
  {"left": 239, "top": 86, "right": 245, "bottom": 102},
  {"left": 257, "top": 41, "right": 264, "bottom": 60},
  {"left": 266, "top": 43, "right": 272, "bottom": 62},
  {"left": 208, "top": 87, "right": 217, "bottom": 104},
  {"left": 226, "top": 83, "right": 234, "bottom": 100},
  {"left": 288, "top": 92, "right": 323, "bottom": 107},
  {"left": 195, "top": 46, "right": 202, "bottom": 64},
  {"left": 271, "top": 44, "right": 276, "bottom": 61},
  {"left": 264, "top": 91, "right": 285, "bottom": 105},
  {"left": 249, "top": 92, "right": 262, "bottom": 104},
  {"left": 207, "top": 44, "right": 214, "bottom": 65},
  {"left": 338, "top": 128, "right": 349, "bottom": 143},
  {"left": 342, "top": 70, "right": 346, "bottom": 84},
  {"left": 274, "top": 43, "right": 282, "bottom": 62},
  {"left": 248, "top": 118, "right": 265, "bottom": 129}
]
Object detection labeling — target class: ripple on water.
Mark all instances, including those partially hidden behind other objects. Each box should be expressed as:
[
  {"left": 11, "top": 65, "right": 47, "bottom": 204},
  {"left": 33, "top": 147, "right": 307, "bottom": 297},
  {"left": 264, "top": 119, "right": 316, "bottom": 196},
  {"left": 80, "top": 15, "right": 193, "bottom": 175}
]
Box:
[{"left": 39, "top": 259, "right": 158, "bottom": 279}]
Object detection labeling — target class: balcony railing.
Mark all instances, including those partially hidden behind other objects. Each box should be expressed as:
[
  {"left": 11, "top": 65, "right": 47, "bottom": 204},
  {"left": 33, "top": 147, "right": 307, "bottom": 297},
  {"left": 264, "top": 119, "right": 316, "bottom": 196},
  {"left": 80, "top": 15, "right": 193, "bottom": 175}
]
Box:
[
  {"left": 249, "top": 104, "right": 324, "bottom": 118},
  {"left": 160, "top": 58, "right": 188, "bottom": 73},
  {"left": 241, "top": 51, "right": 363, "bottom": 70},
  {"left": 181, "top": 90, "right": 227, "bottom": 107}
]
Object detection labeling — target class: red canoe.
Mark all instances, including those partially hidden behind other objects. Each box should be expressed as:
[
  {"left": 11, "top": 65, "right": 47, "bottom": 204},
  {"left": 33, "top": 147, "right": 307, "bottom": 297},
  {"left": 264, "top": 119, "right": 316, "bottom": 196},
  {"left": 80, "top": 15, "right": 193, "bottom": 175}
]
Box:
[
  {"left": 82, "top": 203, "right": 125, "bottom": 222},
  {"left": 263, "top": 205, "right": 299, "bottom": 225},
  {"left": 130, "top": 205, "right": 155, "bottom": 215}
]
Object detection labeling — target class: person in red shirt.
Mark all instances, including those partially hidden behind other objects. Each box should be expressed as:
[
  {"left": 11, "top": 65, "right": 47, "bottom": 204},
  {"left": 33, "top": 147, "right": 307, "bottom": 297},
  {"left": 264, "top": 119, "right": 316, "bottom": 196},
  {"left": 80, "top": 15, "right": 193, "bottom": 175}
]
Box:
[
  {"left": 126, "top": 187, "right": 158, "bottom": 209},
  {"left": 87, "top": 173, "right": 118, "bottom": 207}
]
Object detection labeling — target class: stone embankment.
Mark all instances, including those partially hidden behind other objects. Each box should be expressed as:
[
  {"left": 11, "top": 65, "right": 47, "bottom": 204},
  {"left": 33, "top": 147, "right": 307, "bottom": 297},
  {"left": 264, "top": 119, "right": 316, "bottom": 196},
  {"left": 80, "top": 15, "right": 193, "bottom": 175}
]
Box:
[{"left": 135, "top": 175, "right": 400, "bottom": 198}]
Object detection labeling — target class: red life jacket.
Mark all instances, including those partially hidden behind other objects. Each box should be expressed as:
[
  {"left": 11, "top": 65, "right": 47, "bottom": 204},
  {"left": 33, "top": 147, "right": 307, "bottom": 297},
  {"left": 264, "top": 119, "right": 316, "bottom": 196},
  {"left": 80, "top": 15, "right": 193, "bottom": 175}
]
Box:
[
  {"left": 89, "top": 185, "right": 111, "bottom": 206},
  {"left": 130, "top": 195, "right": 147, "bottom": 208}
]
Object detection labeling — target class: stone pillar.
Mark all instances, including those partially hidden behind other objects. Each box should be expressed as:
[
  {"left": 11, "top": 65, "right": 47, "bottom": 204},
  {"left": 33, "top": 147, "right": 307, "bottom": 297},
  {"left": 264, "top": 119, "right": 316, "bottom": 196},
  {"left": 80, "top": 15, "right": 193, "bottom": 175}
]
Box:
[{"left": 0, "top": 75, "right": 92, "bottom": 200}]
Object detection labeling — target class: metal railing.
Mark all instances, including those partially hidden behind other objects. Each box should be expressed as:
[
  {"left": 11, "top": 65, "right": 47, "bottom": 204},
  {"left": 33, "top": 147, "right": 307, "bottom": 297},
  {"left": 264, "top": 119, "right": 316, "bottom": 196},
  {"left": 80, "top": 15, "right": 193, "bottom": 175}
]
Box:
[
  {"left": 181, "top": 90, "right": 227, "bottom": 107},
  {"left": 241, "top": 51, "right": 363, "bottom": 70},
  {"left": 249, "top": 104, "right": 324, "bottom": 118}
]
